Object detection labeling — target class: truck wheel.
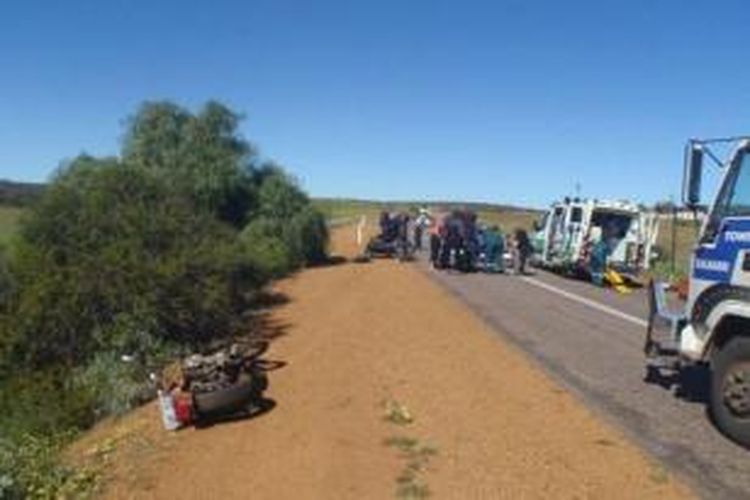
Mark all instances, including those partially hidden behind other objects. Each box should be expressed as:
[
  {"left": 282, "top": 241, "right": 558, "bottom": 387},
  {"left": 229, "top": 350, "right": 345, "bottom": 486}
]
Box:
[{"left": 711, "top": 335, "right": 750, "bottom": 448}]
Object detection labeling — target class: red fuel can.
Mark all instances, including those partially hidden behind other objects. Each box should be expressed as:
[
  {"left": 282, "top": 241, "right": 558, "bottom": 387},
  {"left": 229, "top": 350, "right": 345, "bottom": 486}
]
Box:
[{"left": 173, "top": 394, "right": 193, "bottom": 425}]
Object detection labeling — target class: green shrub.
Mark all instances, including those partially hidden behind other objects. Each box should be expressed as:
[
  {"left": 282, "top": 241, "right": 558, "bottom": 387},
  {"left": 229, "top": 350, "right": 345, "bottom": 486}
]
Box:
[
  {"left": 248, "top": 165, "right": 329, "bottom": 269},
  {"left": 0, "top": 244, "right": 13, "bottom": 311},
  {"left": 73, "top": 350, "right": 152, "bottom": 418},
  {"left": 0, "top": 370, "right": 96, "bottom": 440},
  {"left": 4, "top": 158, "right": 264, "bottom": 369},
  {"left": 123, "top": 101, "right": 258, "bottom": 228},
  {"left": 240, "top": 207, "right": 329, "bottom": 276},
  {"left": 255, "top": 165, "right": 309, "bottom": 221},
  {"left": 240, "top": 218, "right": 293, "bottom": 278},
  {"left": 286, "top": 206, "right": 329, "bottom": 266},
  {"left": 0, "top": 431, "right": 96, "bottom": 500},
  {"left": 0, "top": 371, "right": 96, "bottom": 498}
]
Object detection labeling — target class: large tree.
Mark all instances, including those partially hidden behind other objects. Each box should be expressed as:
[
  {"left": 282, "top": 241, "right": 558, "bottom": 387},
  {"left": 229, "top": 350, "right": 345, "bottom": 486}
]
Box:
[{"left": 122, "top": 101, "right": 257, "bottom": 227}]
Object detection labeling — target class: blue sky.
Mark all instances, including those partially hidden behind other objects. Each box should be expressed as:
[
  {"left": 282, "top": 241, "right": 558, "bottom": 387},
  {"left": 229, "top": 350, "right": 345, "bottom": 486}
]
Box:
[{"left": 0, "top": 0, "right": 748, "bottom": 208}]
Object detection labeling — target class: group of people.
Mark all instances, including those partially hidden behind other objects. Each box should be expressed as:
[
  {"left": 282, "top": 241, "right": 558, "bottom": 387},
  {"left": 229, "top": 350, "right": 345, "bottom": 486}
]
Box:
[
  {"left": 417, "top": 209, "right": 534, "bottom": 274},
  {"left": 373, "top": 208, "right": 535, "bottom": 274}
]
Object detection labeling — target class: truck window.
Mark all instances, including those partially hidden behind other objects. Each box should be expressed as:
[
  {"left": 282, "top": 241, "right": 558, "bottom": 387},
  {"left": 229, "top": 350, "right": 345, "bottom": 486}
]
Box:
[
  {"left": 726, "top": 150, "right": 750, "bottom": 217},
  {"left": 590, "top": 211, "right": 632, "bottom": 239},
  {"left": 704, "top": 149, "right": 750, "bottom": 243},
  {"left": 552, "top": 208, "right": 565, "bottom": 234},
  {"left": 570, "top": 207, "right": 583, "bottom": 223}
]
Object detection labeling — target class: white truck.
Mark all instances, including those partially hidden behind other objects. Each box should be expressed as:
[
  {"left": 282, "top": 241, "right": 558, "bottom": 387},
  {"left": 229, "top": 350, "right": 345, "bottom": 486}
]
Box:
[
  {"left": 647, "top": 137, "right": 750, "bottom": 447},
  {"left": 532, "top": 197, "right": 659, "bottom": 278}
]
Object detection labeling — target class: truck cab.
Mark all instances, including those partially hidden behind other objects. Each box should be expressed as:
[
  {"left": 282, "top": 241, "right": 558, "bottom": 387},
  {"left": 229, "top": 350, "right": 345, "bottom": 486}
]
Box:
[{"left": 647, "top": 137, "right": 750, "bottom": 447}]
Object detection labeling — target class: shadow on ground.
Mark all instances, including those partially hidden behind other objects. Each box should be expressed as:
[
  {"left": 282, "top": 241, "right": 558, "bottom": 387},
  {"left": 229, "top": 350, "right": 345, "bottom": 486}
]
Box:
[
  {"left": 310, "top": 255, "right": 349, "bottom": 267},
  {"left": 644, "top": 363, "right": 710, "bottom": 404},
  {"left": 243, "top": 290, "right": 293, "bottom": 342},
  {"left": 193, "top": 398, "right": 278, "bottom": 429}
]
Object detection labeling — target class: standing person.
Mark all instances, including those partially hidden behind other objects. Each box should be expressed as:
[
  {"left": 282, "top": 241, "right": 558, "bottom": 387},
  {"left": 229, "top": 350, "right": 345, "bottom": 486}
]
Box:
[
  {"left": 413, "top": 218, "right": 424, "bottom": 251},
  {"left": 442, "top": 215, "right": 462, "bottom": 270},
  {"left": 429, "top": 213, "right": 443, "bottom": 268},
  {"left": 507, "top": 232, "right": 517, "bottom": 272},
  {"left": 396, "top": 213, "right": 411, "bottom": 260},
  {"left": 514, "top": 228, "right": 533, "bottom": 275},
  {"left": 462, "top": 211, "right": 479, "bottom": 270},
  {"left": 588, "top": 227, "right": 608, "bottom": 286},
  {"left": 413, "top": 208, "right": 430, "bottom": 251},
  {"left": 379, "top": 211, "right": 390, "bottom": 237}
]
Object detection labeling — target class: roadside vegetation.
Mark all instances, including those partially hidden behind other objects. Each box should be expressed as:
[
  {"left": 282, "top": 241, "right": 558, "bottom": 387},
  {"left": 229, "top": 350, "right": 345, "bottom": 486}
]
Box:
[
  {"left": 0, "top": 100, "right": 328, "bottom": 498},
  {"left": 0, "top": 206, "right": 22, "bottom": 245},
  {"left": 382, "top": 400, "right": 437, "bottom": 499},
  {"left": 651, "top": 218, "right": 701, "bottom": 281}
]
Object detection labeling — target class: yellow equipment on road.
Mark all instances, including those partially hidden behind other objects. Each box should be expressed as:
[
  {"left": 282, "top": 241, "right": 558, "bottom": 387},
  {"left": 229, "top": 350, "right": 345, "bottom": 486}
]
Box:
[{"left": 603, "top": 269, "right": 632, "bottom": 294}]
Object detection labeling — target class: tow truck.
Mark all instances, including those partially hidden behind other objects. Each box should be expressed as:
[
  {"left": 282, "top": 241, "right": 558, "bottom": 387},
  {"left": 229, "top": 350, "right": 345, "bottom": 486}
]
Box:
[{"left": 646, "top": 136, "right": 750, "bottom": 448}]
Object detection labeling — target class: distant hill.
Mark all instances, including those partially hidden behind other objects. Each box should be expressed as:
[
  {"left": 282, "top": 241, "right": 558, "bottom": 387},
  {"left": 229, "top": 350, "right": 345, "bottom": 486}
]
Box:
[{"left": 0, "top": 179, "right": 44, "bottom": 207}]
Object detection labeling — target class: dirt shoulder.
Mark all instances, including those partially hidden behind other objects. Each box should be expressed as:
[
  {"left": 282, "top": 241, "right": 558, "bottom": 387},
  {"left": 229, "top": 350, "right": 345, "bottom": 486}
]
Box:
[{"left": 90, "top": 224, "right": 692, "bottom": 499}]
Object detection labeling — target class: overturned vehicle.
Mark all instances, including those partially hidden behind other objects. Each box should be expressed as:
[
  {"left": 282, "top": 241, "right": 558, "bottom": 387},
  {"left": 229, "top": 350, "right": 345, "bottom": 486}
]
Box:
[
  {"left": 363, "top": 211, "right": 414, "bottom": 261},
  {"left": 158, "top": 341, "right": 274, "bottom": 428},
  {"left": 531, "top": 198, "right": 659, "bottom": 283}
]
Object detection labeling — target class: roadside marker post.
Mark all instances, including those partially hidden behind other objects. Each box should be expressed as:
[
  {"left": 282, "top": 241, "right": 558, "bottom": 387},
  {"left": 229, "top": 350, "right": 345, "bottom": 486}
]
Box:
[{"left": 356, "top": 215, "right": 366, "bottom": 246}]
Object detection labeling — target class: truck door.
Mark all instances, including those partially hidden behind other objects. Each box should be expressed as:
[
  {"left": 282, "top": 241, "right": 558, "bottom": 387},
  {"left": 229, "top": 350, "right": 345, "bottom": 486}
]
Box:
[
  {"left": 691, "top": 147, "right": 750, "bottom": 303},
  {"left": 548, "top": 206, "right": 565, "bottom": 261},
  {"left": 533, "top": 211, "right": 551, "bottom": 260}
]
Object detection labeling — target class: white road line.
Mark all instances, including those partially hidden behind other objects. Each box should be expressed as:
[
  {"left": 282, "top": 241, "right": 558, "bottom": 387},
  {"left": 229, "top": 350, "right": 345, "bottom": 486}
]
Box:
[{"left": 521, "top": 276, "right": 648, "bottom": 328}]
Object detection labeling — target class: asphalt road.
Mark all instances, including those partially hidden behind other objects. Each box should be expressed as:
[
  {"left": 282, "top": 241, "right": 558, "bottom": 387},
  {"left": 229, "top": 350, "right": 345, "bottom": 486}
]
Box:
[{"left": 422, "top": 262, "right": 750, "bottom": 499}]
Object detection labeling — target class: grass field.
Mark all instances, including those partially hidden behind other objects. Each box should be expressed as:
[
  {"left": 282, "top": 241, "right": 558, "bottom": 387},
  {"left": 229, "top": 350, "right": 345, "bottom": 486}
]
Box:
[
  {"left": 474, "top": 209, "right": 539, "bottom": 232},
  {"left": 652, "top": 218, "right": 701, "bottom": 279},
  {"left": 313, "top": 198, "right": 541, "bottom": 231},
  {"left": 0, "top": 206, "right": 22, "bottom": 245}
]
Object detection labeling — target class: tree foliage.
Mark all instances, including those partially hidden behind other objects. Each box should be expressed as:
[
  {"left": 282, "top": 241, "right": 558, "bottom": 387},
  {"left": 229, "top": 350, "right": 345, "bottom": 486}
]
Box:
[
  {"left": 6, "top": 157, "right": 261, "bottom": 369},
  {"left": 246, "top": 164, "right": 328, "bottom": 267},
  {"left": 123, "top": 101, "right": 258, "bottom": 227}
]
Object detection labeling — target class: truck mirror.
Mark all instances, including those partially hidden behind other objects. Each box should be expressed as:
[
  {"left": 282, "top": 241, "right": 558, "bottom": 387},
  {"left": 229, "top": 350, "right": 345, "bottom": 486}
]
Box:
[
  {"left": 533, "top": 220, "right": 541, "bottom": 231},
  {"left": 684, "top": 142, "right": 703, "bottom": 208}
]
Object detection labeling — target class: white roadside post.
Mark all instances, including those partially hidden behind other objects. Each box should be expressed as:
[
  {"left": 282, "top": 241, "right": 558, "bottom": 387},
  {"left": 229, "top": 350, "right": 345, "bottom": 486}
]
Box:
[{"left": 356, "top": 215, "right": 366, "bottom": 247}]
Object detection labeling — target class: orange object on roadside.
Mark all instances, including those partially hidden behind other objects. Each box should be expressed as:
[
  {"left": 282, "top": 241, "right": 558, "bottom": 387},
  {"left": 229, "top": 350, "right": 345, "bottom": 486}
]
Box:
[{"left": 673, "top": 277, "right": 689, "bottom": 300}]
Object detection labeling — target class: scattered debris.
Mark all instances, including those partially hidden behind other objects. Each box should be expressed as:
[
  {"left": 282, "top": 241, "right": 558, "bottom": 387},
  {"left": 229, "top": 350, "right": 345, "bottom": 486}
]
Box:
[
  {"left": 383, "top": 399, "right": 414, "bottom": 426},
  {"left": 157, "top": 341, "right": 272, "bottom": 429}
]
